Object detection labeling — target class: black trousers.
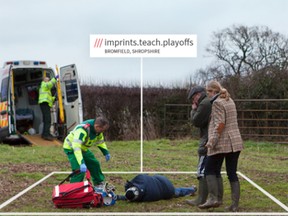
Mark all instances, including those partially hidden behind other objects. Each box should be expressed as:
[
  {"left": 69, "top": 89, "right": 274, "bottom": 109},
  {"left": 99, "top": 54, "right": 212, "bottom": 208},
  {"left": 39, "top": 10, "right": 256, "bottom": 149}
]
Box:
[
  {"left": 204, "top": 151, "right": 241, "bottom": 182},
  {"left": 40, "top": 102, "right": 51, "bottom": 137}
]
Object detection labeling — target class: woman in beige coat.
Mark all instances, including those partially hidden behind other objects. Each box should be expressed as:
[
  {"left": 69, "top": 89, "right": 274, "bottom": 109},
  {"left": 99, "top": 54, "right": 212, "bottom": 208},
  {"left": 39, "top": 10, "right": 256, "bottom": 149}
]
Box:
[{"left": 199, "top": 80, "right": 244, "bottom": 212}]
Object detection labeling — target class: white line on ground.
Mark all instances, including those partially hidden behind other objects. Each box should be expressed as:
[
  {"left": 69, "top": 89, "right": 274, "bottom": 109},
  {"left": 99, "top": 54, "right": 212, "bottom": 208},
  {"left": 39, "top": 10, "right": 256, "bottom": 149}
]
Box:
[
  {"left": 53, "top": 171, "right": 199, "bottom": 174},
  {"left": 238, "top": 171, "right": 288, "bottom": 212},
  {"left": 0, "top": 171, "right": 287, "bottom": 215},
  {"left": 0, "top": 171, "right": 198, "bottom": 211},
  {"left": 0, "top": 172, "right": 55, "bottom": 210}
]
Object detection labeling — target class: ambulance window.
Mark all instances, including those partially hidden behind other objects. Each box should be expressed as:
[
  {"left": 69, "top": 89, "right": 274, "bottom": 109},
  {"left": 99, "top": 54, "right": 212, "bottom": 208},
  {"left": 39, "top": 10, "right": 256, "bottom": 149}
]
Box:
[
  {"left": 65, "top": 79, "right": 78, "bottom": 102},
  {"left": 30, "top": 70, "right": 42, "bottom": 80},
  {"left": 1, "top": 77, "right": 9, "bottom": 102}
]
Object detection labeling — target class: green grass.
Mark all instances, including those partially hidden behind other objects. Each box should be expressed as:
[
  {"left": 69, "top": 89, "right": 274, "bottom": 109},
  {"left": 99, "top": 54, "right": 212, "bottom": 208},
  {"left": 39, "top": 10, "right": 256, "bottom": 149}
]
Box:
[
  {"left": 143, "top": 139, "right": 198, "bottom": 171},
  {"left": 0, "top": 139, "right": 287, "bottom": 214}
]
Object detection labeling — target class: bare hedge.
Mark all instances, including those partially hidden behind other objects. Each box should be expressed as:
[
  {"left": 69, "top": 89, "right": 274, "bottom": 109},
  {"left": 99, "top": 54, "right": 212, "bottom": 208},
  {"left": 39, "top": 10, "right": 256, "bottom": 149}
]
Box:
[{"left": 81, "top": 85, "right": 187, "bottom": 141}]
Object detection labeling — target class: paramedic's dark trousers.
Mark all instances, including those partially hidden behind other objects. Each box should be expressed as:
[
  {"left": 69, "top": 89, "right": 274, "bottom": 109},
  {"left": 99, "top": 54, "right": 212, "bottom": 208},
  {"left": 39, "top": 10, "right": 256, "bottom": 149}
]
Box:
[{"left": 40, "top": 102, "right": 51, "bottom": 137}]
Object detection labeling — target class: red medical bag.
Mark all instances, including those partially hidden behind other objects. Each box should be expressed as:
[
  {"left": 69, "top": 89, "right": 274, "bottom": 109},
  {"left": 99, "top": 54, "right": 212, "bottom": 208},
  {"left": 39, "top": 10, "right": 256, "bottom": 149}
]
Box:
[{"left": 52, "top": 170, "right": 103, "bottom": 208}]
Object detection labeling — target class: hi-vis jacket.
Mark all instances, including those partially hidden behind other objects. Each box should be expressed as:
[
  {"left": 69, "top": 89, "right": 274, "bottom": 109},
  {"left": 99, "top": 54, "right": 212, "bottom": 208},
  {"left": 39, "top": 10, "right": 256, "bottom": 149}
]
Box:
[
  {"left": 63, "top": 119, "right": 109, "bottom": 165},
  {"left": 38, "top": 77, "right": 57, "bottom": 107}
]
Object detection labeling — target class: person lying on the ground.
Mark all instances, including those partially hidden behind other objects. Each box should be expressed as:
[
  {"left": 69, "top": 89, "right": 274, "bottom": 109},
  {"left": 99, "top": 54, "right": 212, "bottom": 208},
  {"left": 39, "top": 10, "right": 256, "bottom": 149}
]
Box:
[{"left": 116, "top": 174, "right": 197, "bottom": 202}]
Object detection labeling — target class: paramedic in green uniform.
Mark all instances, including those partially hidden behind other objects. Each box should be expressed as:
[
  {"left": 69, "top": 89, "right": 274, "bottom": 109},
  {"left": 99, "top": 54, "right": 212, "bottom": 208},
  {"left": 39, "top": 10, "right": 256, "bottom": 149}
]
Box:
[{"left": 63, "top": 116, "right": 110, "bottom": 190}]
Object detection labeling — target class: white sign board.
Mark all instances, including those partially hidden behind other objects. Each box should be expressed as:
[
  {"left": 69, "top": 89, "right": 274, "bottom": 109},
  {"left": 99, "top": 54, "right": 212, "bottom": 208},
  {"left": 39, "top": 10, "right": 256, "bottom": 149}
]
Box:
[{"left": 90, "top": 34, "right": 197, "bottom": 58}]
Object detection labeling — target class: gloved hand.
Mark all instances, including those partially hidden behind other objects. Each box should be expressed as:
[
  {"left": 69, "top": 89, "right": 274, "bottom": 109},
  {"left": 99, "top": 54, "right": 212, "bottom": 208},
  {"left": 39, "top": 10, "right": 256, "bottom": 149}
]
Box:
[
  {"left": 80, "top": 163, "right": 87, "bottom": 173},
  {"left": 55, "top": 74, "right": 59, "bottom": 79},
  {"left": 105, "top": 154, "right": 111, "bottom": 162}
]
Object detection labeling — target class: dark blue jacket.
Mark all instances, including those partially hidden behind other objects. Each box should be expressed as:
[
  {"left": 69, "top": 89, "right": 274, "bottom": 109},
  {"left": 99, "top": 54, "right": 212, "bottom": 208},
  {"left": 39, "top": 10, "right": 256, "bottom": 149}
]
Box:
[{"left": 125, "top": 174, "right": 175, "bottom": 202}]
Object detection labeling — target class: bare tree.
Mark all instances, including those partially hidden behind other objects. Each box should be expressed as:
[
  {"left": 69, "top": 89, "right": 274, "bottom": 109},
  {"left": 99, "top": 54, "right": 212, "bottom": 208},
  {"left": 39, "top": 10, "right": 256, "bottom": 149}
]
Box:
[
  {"left": 206, "top": 25, "right": 288, "bottom": 77},
  {"left": 193, "top": 65, "right": 224, "bottom": 85}
]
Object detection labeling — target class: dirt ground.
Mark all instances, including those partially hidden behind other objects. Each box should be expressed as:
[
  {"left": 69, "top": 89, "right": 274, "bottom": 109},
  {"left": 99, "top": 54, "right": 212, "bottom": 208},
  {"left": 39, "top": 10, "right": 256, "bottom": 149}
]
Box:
[
  {"left": 1, "top": 163, "right": 288, "bottom": 213},
  {"left": 0, "top": 163, "right": 61, "bottom": 204}
]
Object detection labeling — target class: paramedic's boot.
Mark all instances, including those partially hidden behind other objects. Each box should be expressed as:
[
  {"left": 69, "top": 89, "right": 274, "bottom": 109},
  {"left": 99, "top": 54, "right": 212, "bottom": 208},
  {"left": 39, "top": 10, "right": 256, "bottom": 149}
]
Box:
[
  {"left": 175, "top": 185, "right": 197, "bottom": 197},
  {"left": 226, "top": 181, "right": 240, "bottom": 212},
  {"left": 217, "top": 176, "right": 223, "bottom": 206},
  {"left": 198, "top": 175, "right": 220, "bottom": 209},
  {"left": 94, "top": 181, "right": 105, "bottom": 193},
  {"left": 186, "top": 177, "right": 208, "bottom": 206}
]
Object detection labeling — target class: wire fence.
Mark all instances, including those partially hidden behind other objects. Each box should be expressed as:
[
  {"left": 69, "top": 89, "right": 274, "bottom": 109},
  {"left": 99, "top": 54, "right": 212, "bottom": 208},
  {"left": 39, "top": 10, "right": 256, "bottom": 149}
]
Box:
[{"left": 164, "top": 99, "right": 288, "bottom": 144}]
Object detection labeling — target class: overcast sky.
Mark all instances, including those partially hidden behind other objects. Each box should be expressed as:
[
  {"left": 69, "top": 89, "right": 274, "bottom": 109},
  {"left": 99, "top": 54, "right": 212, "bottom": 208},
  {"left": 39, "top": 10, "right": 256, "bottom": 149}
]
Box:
[{"left": 1, "top": 0, "right": 288, "bottom": 86}]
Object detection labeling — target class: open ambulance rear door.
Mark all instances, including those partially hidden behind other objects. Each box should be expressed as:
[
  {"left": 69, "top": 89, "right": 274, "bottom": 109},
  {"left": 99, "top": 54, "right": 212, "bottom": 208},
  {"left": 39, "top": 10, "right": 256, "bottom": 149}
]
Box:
[
  {"left": 0, "top": 65, "right": 16, "bottom": 140},
  {"left": 60, "top": 64, "right": 83, "bottom": 132}
]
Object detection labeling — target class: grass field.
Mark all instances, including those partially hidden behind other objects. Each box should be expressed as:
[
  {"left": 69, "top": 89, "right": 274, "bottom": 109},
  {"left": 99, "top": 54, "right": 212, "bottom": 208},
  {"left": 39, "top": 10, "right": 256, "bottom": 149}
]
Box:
[{"left": 0, "top": 139, "right": 287, "bottom": 215}]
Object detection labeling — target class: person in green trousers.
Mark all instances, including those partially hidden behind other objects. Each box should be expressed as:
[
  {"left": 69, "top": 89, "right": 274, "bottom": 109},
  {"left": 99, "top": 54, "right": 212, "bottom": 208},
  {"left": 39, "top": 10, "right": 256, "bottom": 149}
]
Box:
[{"left": 63, "top": 116, "right": 111, "bottom": 191}]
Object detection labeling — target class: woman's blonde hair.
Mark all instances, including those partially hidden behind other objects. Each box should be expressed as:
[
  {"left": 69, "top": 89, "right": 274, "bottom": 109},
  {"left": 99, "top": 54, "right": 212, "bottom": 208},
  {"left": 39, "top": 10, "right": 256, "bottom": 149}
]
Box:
[{"left": 206, "top": 80, "right": 230, "bottom": 101}]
